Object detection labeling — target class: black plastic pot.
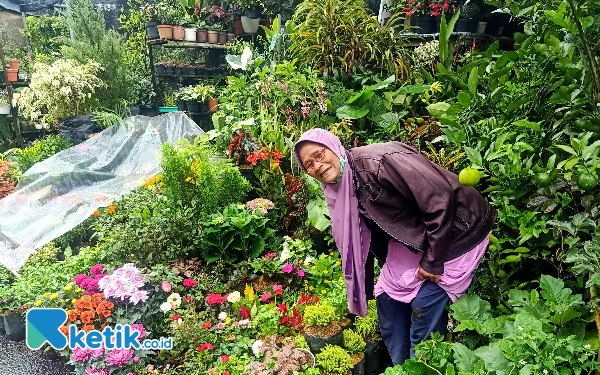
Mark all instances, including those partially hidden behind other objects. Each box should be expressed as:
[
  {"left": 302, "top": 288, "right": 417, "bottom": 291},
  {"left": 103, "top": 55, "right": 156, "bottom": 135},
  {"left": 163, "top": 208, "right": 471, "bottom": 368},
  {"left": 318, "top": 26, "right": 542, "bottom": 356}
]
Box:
[
  {"left": 59, "top": 114, "right": 99, "bottom": 145},
  {"left": 174, "top": 67, "right": 182, "bottom": 76},
  {"left": 412, "top": 16, "right": 435, "bottom": 34},
  {"left": 244, "top": 5, "right": 262, "bottom": 19},
  {"left": 304, "top": 328, "right": 344, "bottom": 355},
  {"left": 139, "top": 104, "right": 157, "bottom": 117},
  {"left": 155, "top": 65, "right": 166, "bottom": 75},
  {"left": 165, "top": 66, "right": 174, "bottom": 75},
  {"left": 146, "top": 21, "right": 159, "bottom": 40},
  {"left": 199, "top": 101, "right": 209, "bottom": 113},
  {"left": 177, "top": 102, "right": 187, "bottom": 111},
  {"left": 454, "top": 18, "right": 476, "bottom": 32},
  {"left": 364, "top": 341, "right": 392, "bottom": 375},
  {"left": 4, "top": 313, "right": 25, "bottom": 341},
  {"left": 0, "top": 316, "right": 5, "bottom": 336},
  {"left": 0, "top": 71, "right": 5, "bottom": 84},
  {"left": 239, "top": 167, "right": 259, "bottom": 187},
  {"left": 185, "top": 101, "right": 202, "bottom": 113},
  {"left": 351, "top": 355, "right": 366, "bottom": 375}
]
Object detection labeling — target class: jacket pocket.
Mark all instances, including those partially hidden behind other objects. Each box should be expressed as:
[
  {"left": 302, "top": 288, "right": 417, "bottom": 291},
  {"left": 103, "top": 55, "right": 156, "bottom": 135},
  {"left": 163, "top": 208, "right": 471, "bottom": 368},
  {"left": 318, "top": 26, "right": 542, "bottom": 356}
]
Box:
[{"left": 455, "top": 212, "right": 472, "bottom": 229}]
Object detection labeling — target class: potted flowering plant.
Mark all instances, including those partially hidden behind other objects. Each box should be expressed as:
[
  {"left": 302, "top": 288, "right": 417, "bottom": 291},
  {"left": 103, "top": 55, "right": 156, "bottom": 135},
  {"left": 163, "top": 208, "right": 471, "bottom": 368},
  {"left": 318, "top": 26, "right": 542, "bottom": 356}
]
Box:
[
  {"left": 140, "top": 3, "right": 160, "bottom": 39},
  {"left": 394, "top": 0, "right": 433, "bottom": 34},
  {"left": 429, "top": 0, "right": 459, "bottom": 32}
]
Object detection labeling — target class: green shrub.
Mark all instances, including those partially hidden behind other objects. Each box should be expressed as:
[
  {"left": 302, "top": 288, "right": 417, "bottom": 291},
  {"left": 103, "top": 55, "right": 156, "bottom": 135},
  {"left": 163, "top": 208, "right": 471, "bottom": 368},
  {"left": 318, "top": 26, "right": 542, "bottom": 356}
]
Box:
[
  {"left": 343, "top": 329, "right": 366, "bottom": 354},
  {"left": 53, "top": 220, "right": 91, "bottom": 250},
  {"left": 303, "top": 301, "right": 337, "bottom": 327},
  {"left": 23, "top": 242, "right": 60, "bottom": 267},
  {"left": 15, "top": 134, "right": 72, "bottom": 174},
  {"left": 295, "top": 334, "right": 310, "bottom": 350},
  {"left": 354, "top": 300, "right": 380, "bottom": 341},
  {"left": 315, "top": 345, "right": 352, "bottom": 375},
  {"left": 0, "top": 265, "right": 14, "bottom": 285}
]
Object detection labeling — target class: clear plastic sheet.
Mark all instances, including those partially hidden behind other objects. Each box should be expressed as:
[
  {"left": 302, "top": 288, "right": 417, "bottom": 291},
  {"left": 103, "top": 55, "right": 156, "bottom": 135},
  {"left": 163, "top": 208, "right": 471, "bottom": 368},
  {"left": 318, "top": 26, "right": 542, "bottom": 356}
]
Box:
[{"left": 0, "top": 112, "right": 204, "bottom": 273}]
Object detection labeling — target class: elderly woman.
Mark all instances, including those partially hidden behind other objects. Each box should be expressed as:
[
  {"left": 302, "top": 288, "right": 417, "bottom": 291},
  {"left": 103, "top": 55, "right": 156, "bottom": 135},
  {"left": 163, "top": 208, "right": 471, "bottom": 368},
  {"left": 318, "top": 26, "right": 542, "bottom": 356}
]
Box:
[{"left": 293, "top": 128, "right": 496, "bottom": 365}]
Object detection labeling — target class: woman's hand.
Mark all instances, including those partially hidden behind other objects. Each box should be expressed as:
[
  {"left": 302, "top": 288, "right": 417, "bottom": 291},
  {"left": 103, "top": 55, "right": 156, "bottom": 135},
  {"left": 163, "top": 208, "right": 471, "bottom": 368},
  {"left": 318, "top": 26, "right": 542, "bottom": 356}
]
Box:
[{"left": 417, "top": 267, "right": 441, "bottom": 283}]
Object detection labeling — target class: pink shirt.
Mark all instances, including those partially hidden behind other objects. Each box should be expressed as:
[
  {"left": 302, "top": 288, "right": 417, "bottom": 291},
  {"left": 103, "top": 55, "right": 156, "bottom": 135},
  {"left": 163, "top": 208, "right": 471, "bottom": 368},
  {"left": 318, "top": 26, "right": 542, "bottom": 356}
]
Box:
[{"left": 373, "top": 235, "right": 489, "bottom": 303}]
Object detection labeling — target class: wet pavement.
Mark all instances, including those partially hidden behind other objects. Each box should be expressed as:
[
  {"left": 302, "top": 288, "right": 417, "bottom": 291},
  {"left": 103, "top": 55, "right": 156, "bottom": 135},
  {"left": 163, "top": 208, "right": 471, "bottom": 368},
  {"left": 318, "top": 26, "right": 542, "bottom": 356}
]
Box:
[{"left": 0, "top": 336, "right": 70, "bottom": 375}]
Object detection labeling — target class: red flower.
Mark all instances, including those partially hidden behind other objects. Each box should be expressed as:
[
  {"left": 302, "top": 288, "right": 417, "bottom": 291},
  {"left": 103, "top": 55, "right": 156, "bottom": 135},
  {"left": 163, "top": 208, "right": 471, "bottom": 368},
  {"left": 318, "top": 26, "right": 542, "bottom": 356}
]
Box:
[
  {"left": 207, "top": 293, "right": 226, "bottom": 305},
  {"left": 240, "top": 306, "right": 251, "bottom": 319},
  {"left": 261, "top": 292, "right": 271, "bottom": 302},
  {"left": 184, "top": 296, "right": 192, "bottom": 303},
  {"left": 221, "top": 354, "right": 230, "bottom": 363},
  {"left": 280, "top": 316, "right": 289, "bottom": 325},
  {"left": 203, "top": 322, "right": 212, "bottom": 329},
  {"left": 198, "top": 343, "right": 214, "bottom": 351},
  {"left": 183, "top": 278, "right": 198, "bottom": 288},
  {"left": 273, "top": 284, "right": 283, "bottom": 296},
  {"left": 277, "top": 304, "right": 288, "bottom": 314},
  {"left": 172, "top": 314, "right": 181, "bottom": 321},
  {"left": 223, "top": 372, "right": 230, "bottom": 375}
]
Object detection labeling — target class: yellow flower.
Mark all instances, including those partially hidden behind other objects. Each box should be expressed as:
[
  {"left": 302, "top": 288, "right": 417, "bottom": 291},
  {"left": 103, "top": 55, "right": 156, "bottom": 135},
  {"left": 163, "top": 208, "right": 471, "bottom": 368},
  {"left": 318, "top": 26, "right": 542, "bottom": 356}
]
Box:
[
  {"left": 225, "top": 317, "right": 231, "bottom": 324},
  {"left": 49, "top": 293, "right": 59, "bottom": 300},
  {"left": 336, "top": 261, "right": 341, "bottom": 266},
  {"left": 298, "top": 260, "right": 303, "bottom": 264},
  {"left": 430, "top": 81, "right": 443, "bottom": 93},
  {"left": 323, "top": 270, "right": 328, "bottom": 274},
  {"left": 329, "top": 252, "right": 334, "bottom": 256},
  {"left": 304, "top": 280, "right": 308, "bottom": 284},
  {"left": 309, "top": 286, "right": 314, "bottom": 291},
  {"left": 75, "top": 288, "right": 82, "bottom": 293},
  {"left": 185, "top": 177, "right": 193, "bottom": 182},
  {"left": 321, "top": 290, "right": 327, "bottom": 295},
  {"left": 42, "top": 293, "right": 49, "bottom": 298},
  {"left": 64, "top": 283, "right": 73, "bottom": 291},
  {"left": 244, "top": 284, "right": 255, "bottom": 301},
  {"left": 324, "top": 280, "right": 329, "bottom": 284},
  {"left": 72, "top": 299, "right": 77, "bottom": 305},
  {"left": 304, "top": 286, "right": 309, "bottom": 291},
  {"left": 34, "top": 300, "right": 43, "bottom": 307},
  {"left": 311, "top": 266, "right": 317, "bottom": 270}
]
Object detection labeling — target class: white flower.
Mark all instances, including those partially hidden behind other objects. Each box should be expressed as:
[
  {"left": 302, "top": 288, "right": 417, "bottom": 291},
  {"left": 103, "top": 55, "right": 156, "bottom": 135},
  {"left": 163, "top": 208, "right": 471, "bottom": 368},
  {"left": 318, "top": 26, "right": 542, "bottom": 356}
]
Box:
[
  {"left": 227, "top": 291, "right": 241, "bottom": 303},
  {"left": 218, "top": 312, "right": 228, "bottom": 320},
  {"left": 252, "top": 340, "right": 263, "bottom": 356},
  {"left": 585, "top": 344, "right": 591, "bottom": 350},
  {"left": 160, "top": 302, "right": 172, "bottom": 312},
  {"left": 304, "top": 256, "right": 315, "bottom": 266},
  {"left": 238, "top": 319, "right": 250, "bottom": 326},
  {"left": 543, "top": 370, "right": 548, "bottom": 374},
  {"left": 167, "top": 293, "right": 182, "bottom": 307},
  {"left": 519, "top": 360, "right": 527, "bottom": 366},
  {"left": 517, "top": 326, "right": 524, "bottom": 331}
]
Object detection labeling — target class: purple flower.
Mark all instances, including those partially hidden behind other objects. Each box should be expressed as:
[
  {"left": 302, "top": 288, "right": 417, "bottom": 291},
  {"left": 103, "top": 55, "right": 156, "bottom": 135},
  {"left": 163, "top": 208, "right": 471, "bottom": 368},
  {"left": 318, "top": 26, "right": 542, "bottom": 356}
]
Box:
[
  {"left": 297, "top": 269, "right": 305, "bottom": 277},
  {"left": 98, "top": 263, "right": 147, "bottom": 305},
  {"left": 106, "top": 348, "right": 133, "bottom": 367},
  {"left": 73, "top": 274, "right": 88, "bottom": 286},
  {"left": 282, "top": 263, "right": 293, "bottom": 274},
  {"left": 85, "top": 368, "right": 108, "bottom": 375}
]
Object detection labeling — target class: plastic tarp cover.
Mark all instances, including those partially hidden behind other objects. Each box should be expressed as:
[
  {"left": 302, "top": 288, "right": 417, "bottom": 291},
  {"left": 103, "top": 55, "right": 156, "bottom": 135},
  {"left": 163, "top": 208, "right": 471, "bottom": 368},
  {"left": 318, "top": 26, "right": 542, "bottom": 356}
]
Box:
[{"left": 0, "top": 112, "right": 204, "bottom": 273}]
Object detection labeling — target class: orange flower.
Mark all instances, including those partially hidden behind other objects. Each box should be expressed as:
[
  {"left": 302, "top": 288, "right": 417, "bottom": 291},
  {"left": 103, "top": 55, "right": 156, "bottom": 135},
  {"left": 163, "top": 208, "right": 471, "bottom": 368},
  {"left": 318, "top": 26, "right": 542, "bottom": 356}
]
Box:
[
  {"left": 104, "top": 301, "right": 114, "bottom": 310},
  {"left": 101, "top": 309, "right": 111, "bottom": 318},
  {"left": 82, "top": 325, "right": 94, "bottom": 333},
  {"left": 59, "top": 325, "right": 69, "bottom": 337},
  {"left": 67, "top": 310, "right": 78, "bottom": 322},
  {"left": 93, "top": 210, "right": 100, "bottom": 217},
  {"left": 80, "top": 311, "right": 96, "bottom": 324},
  {"left": 96, "top": 306, "right": 106, "bottom": 315},
  {"left": 107, "top": 205, "right": 117, "bottom": 214},
  {"left": 93, "top": 295, "right": 103, "bottom": 305}
]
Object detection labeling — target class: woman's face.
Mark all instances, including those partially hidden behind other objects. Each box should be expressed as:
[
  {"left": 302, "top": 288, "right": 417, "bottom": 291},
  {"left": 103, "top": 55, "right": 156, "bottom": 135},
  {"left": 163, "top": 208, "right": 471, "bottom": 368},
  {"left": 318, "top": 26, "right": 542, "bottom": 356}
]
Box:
[{"left": 298, "top": 142, "right": 341, "bottom": 184}]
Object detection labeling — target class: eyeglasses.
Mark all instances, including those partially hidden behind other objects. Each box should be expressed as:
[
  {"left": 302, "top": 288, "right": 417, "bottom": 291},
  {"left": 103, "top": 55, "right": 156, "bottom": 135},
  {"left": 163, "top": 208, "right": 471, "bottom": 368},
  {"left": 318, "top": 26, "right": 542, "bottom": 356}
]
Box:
[{"left": 303, "top": 147, "right": 326, "bottom": 173}]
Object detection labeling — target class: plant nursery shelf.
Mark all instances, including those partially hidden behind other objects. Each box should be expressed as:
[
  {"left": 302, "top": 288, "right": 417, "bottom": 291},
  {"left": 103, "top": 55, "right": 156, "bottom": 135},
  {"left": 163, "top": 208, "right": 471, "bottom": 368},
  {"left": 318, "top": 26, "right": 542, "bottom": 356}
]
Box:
[
  {"left": 0, "top": 81, "right": 29, "bottom": 87},
  {"left": 156, "top": 73, "right": 220, "bottom": 79},
  {"left": 400, "top": 32, "right": 514, "bottom": 47},
  {"left": 147, "top": 40, "right": 229, "bottom": 50}
]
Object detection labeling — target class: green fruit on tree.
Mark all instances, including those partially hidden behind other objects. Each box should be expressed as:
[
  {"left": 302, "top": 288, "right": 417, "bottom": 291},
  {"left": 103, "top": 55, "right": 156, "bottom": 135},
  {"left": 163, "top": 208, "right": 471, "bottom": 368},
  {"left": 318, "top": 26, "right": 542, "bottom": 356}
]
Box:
[
  {"left": 459, "top": 168, "right": 481, "bottom": 186},
  {"left": 533, "top": 172, "right": 552, "bottom": 187},
  {"left": 577, "top": 173, "right": 598, "bottom": 191}
]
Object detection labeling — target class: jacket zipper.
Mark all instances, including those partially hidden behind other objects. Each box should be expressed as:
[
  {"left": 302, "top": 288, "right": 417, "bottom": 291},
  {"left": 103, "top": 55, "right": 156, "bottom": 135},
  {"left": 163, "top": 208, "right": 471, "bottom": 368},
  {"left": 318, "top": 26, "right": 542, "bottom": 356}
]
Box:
[{"left": 361, "top": 204, "right": 424, "bottom": 252}]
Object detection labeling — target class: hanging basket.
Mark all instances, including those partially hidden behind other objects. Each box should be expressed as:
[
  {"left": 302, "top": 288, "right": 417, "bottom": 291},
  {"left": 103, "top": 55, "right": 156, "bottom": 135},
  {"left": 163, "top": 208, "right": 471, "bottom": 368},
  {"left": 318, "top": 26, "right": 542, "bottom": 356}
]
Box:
[{"left": 241, "top": 16, "right": 261, "bottom": 34}]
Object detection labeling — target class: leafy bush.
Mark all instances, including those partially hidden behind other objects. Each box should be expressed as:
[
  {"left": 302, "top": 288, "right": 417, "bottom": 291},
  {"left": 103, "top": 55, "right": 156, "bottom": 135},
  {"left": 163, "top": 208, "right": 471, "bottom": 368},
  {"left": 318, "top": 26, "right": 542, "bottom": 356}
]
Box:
[
  {"left": 315, "top": 345, "right": 352, "bottom": 375},
  {"left": 200, "top": 203, "right": 275, "bottom": 264},
  {"left": 23, "top": 242, "right": 61, "bottom": 268},
  {"left": 354, "top": 300, "right": 380, "bottom": 341},
  {"left": 343, "top": 329, "right": 366, "bottom": 354},
  {"left": 25, "top": 14, "right": 69, "bottom": 57},
  {"left": 303, "top": 301, "right": 337, "bottom": 327},
  {"left": 14, "top": 134, "right": 72, "bottom": 173}
]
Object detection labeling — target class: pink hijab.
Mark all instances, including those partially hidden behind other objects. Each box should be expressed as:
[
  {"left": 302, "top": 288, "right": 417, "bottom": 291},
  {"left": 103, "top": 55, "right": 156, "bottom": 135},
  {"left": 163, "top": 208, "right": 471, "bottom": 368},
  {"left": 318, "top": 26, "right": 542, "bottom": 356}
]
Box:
[{"left": 294, "top": 128, "right": 371, "bottom": 317}]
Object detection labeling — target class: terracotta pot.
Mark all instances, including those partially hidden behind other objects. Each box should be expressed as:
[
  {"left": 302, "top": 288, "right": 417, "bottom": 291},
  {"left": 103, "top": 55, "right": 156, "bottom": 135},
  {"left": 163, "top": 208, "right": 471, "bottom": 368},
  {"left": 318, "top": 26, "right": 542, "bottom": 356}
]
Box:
[
  {"left": 196, "top": 28, "right": 208, "bottom": 43},
  {"left": 6, "top": 69, "right": 17, "bottom": 82},
  {"left": 157, "top": 25, "right": 173, "bottom": 39},
  {"left": 217, "top": 32, "right": 227, "bottom": 45},
  {"left": 9, "top": 60, "right": 20, "bottom": 70},
  {"left": 184, "top": 28, "right": 197, "bottom": 41},
  {"left": 207, "top": 30, "right": 218, "bottom": 44},
  {"left": 227, "top": 33, "right": 236, "bottom": 42},
  {"left": 234, "top": 18, "right": 244, "bottom": 35},
  {"left": 241, "top": 16, "right": 261, "bottom": 34},
  {"left": 208, "top": 98, "right": 219, "bottom": 113},
  {"left": 172, "top": 25, "right": 185, "bottom": 40}
]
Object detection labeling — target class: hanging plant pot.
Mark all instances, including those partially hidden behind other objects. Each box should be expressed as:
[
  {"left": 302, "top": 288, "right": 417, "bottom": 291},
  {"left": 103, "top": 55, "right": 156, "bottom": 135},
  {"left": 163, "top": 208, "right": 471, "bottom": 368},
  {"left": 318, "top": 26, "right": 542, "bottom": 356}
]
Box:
[
  {"left": 234, "top": 17, "right": 244, "bottom": 35},
  {"left": 172, "top": 26, "right": 185, "bottom": 40},
  {"left": 217, "top": 32, "right": 227, "bottom": 45},
  {"left": 146, "top": 21, "right": 159, "bottom": 39},
  {"left": 207, "top": 31, "right": 218, "bottom": 44},
  {"left": 6, "top": 69, "right": 17, "bottom": 83},
  {"left": 157, "top": 25, "right": 173, "bottom": 39},
  {"left": 227, "top": 33, "right": 236, "bottom": 42},
  {"left": 197, "top": 28, "right": 209, "bottom": 43},
  {"left": 4, "top": 312, "right": 25, "bottom": 341},
  {"left": 0, "top": 104, "right": 10, "bottom": 115},
  {"left": 364, "top": 341, "right": 391, "bottom": 375},
  {"left": 9, "top": 60, "right": 20, "bottom": 70},
  {"left": 351, "top": 354, "right": 366, "bottom": 375},
  {"left": 184, "top": 28, "right": 197, "bottom": 41},
  {"left": 186, "top": 101, "right": 201, "bottom": 113},
  {"left": 208, "top": 98, "right": 219, "bottom": 113},
  {"left": 241, "top": 16, "right": 261, "bottom": 34},
  {"left": 304, "top": 323, "right": 343, "bottom": 354}
]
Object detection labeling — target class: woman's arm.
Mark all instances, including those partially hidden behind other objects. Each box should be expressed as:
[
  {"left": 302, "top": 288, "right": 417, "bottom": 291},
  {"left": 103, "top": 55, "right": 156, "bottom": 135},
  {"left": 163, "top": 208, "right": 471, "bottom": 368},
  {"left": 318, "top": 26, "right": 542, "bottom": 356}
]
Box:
[{"left": 377, "top": 150, "right": 456, "bottom": 276}]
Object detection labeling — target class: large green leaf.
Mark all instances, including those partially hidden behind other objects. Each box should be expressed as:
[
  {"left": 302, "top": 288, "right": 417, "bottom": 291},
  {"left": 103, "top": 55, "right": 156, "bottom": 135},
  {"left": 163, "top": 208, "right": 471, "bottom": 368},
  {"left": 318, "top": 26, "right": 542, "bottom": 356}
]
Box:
[
  {"left": 453, "top": 343, "right": 479, "bottom": 373},
  {"left": 396, "top": 84, "right": 431, "bottom": 95},
  {"left": 457, "top": 91, "right": 472, "bottom": 108},
  {"left": 464, "top": 146, "right": 482, "bottom": 167},
  {"left": 513, "top": 119, "right": 541, "bottom": 131},
  {"left": 468, "top": 67, "right": 479, "bottom": 96},
  {"left": 336, "top": 104, "right": 369, "bottom": 119},
  {"left": 475, "top": 343, "right": 511, "bottom": 375},
  {"left": 451, "top": 294, "right": 492, "bottom": 324},
  {"left": 427, "top": 102, "right": 451, "bottom": 117}
]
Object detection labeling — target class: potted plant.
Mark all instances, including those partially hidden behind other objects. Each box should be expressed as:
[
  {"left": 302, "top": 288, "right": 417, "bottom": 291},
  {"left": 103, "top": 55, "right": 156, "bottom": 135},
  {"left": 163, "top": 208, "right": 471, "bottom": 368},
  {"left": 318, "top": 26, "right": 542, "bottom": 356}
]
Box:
[
  {"left": 207, "top": 23, "right": 221, "bottom": 44},
  {"left": 5, "top": 69, "right": 17, "bottom": 83},
  {"left": 140, "top": 3, "right": 160, "bottom": 39},
  {"left": 246, "top": 335, "right": 316, "bottom": 373},
  {"left": 0, "top": 89, "right": 10, "bottom": 115},
  {"left": 172, "top": 17, "right": 187, "bottom": 40},
  {"left": 353, "top": 300, "right": 390, "bottom": 375},
  {"left": 9, "top": 60, "right": 20, "bottom": 70},
  {"left": 430, "top": 0, "right": 459, "bottom": 33},
  {"left": 185, "top": 86, "right": 203, "bottom": 112},
  {"left": 315, "top": 345, "right": 353, "bottom": 375},
  {"left": 303, "top": 301, "right": 343, "bottom": 354},
  {"left": 195, "top": 20, "right": 209, "bottom": 42},
  {"left": 174, "top": 88, "right": 188, "bottom": 111},
  {"left": 237, "top": 0, "right": 263, "bottom": 33},
  {"left": 207, "top": 86, "right": 219, "bottom": 112},
  {"left": 455, "top": 0, "right": 480, "bottom": 32},
  {"left": 224, "top": 13, "right": 236, "bottom": 41},
  {"left": 394, "top": 0, "right": 434, "bottom": 34},
  {"left": 344, "top": 329, "right": 366, "bottom": 375},
  {"left": 205, "top": 5, "right": 225, "bottom": 43},
  {"left": 159, "top": 92, "right": 179, "bottom": 113}
]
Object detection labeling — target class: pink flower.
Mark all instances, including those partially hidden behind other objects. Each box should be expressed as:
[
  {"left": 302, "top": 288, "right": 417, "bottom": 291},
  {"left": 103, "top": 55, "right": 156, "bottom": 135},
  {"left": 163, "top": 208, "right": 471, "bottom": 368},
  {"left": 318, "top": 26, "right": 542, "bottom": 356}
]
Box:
[
  {"left": 217, "top": 322, "right": 226, "bottom": 329},
  {"left": 184, "top": 296, "right": 192, "bottom": 303},
  {"left": 227, "top": 335, "right": 236, "bottom": 340},
  {"left": 161, "top": 280, "right": 172, "bottom": 293},
  {"left": 237, "top": 319, "right": 250, "bottom": 326},
  {"left": 85, "top": 368, "right": 108, "bottom": 375},
  {"left": 264, "top": 253, "right": 277, "bottom": 260},
  {"left": 106, "top": 348, "right": 133, "bottom": 367},
  {"left": 90, "top": 264, "right": 105, "bottom": 276},
  {"left": 183, "top": 278, "right": 198, "bottom": 288},
  {"left": 172, "top": 314, "right": 181, "bottom": 321},
  {"left": 297, "top": 269, "right": 305, "bottom": 277},
  {"left": 261, "top": 292, "right": 271, "bottom": 302},
  {"left": 198, "top": 343, "right": 214, "bottom": 351},
  {"left": 130, "top": 324, "right": 146, "bottom": 339},
  {"left": 133, "top": 356, "right": 140, "bottom": 363},
  {"left": 273, "top": 285, "right": 283, "bottom": 296},
  {"left": 90, "top": 345, "right": 104, "bottom": 359},
  {"left": 73, "top": 347, "right": 91, "bottom": 362},
  {"left": 282, "top": 263, "right": 293, "bottom": 273},
  {"left": 221, "top": 354, "right": 230, "bottom": 362}
]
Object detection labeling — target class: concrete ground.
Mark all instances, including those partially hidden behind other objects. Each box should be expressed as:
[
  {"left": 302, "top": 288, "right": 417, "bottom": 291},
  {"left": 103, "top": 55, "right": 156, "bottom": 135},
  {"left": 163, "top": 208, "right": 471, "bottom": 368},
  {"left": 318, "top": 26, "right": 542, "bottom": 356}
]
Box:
[{"left": 0, "top": 336, "right": 70, "bottom": 375}]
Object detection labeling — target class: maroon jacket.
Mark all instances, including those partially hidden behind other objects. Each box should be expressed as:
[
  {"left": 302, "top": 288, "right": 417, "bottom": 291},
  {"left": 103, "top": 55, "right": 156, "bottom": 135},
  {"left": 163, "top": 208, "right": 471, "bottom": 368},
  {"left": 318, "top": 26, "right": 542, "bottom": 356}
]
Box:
[{"left": 347, "top": 142, "right": 497, "bottom": 275}]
